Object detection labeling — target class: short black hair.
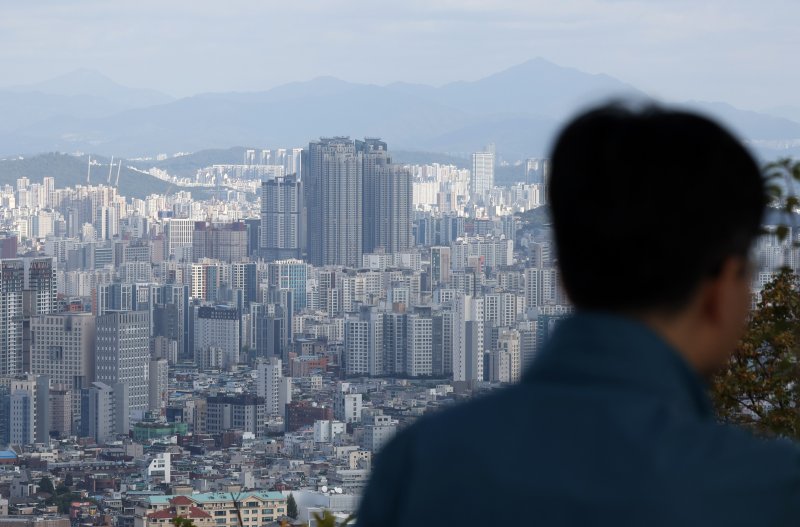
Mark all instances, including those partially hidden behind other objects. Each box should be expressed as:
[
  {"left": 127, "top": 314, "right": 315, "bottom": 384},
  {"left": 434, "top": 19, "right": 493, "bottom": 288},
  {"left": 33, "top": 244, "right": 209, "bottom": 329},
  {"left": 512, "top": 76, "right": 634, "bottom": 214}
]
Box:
[{"left": 549, "top": 103, "right": 765, "bottom": 312}]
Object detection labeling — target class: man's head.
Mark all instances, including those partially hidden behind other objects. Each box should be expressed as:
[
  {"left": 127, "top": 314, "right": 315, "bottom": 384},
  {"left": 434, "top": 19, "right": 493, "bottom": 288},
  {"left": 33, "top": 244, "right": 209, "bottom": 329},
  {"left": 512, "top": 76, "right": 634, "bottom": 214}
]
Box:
[{"left": 549, "top": 103, "right": 765, "bottom": 373}]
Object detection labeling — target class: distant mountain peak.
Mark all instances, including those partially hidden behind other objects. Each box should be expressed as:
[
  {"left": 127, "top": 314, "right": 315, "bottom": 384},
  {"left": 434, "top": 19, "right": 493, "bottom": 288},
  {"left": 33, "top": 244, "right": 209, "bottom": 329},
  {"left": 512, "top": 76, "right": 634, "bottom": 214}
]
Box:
[{"left": 7, "top": 69, "right": 174, "bottom": 108}]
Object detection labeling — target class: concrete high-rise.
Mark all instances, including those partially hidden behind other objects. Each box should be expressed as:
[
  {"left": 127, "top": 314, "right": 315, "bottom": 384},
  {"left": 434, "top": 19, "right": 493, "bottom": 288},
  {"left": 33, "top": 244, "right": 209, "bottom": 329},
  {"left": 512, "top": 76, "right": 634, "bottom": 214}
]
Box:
[
  {"left": 0, "top": 260, "right": 24, "bottom": 376},
  {"left": 30, "top": 313, "right": 96, "bottom": 429},
  {"left": 305, "top": 138, "right": 363, "bottom": 268},
  {"left": 23, "top": 257, "right": 57, "bottom": 316},
  {"left": 192, "top": 222, "right": 248, "bottom": 263},
  {"left": 358, "top": 139, "right": 412, "bottom": 255},
  {"left": 164, "top": 219, "right": 194, "bottom": 262},
  {"left": 80, "top": 381, "right": 129, "bottom": 444},
  {"left": 267, "top": 259, "right": 308, "bottom": 312},
  {"left": 359, "top": 138, "right": 390, "bottom": 254},
  {"left": 406, "top": 313, "right": 433, "bottom": 377},
  {"left": 471, "top": 145, "right": 495, "bottom": 202},
  {"left": 256, "top": 357, "right": 291, "bottom": 418},
  {"left": 95, "top": 310, "right": 150, "bottom": 421},
  {"left": 193, "top": 305, "right": 240, "bottom": 369},
  {"left": 0, "top": 374, "right": 50, "bottom": 445},
  {"left": 372, "top": 165, "right": 413, "bottom": 254},
  {"left": 149, "top": 358, "right": 169, "bottom": 413},
  {"left": 344, "top": 306, "right": 384, "bottom": 376},
  {"left": 261, "top": 174, "right": 303, "bottom": 261},
  {"left": 430, "top": 247, "right": 451, "bottom": 289}
]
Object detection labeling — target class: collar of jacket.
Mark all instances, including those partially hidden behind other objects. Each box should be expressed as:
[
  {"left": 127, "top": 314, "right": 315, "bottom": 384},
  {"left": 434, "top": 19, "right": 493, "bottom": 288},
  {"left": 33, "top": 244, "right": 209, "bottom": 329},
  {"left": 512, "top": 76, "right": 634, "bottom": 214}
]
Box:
[{"left": 523, "top": 311, "right": 715, "bottom": 420}]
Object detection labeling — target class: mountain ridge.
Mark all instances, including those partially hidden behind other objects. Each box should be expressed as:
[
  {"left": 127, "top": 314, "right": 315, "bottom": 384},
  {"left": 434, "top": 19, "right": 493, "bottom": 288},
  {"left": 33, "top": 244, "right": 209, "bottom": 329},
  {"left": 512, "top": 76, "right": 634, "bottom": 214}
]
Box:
[{"left": 2, "top": 60, "right": 799, "bottom": 159}]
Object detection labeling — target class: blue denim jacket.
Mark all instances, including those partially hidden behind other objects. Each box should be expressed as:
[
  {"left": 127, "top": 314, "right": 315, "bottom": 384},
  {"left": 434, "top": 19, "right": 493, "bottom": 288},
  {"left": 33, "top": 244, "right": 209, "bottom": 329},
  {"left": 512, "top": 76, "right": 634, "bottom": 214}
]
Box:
[{"left": 357, "top": 313, "right": 800, "bottom": 526}]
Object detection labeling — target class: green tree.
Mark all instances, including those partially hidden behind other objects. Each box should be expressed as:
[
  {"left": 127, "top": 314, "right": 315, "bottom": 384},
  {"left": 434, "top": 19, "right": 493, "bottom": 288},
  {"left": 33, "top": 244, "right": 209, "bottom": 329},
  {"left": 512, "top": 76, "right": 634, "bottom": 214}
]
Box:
[
  {"left": 286, "top": 493, "right": 298, "bottom": 519},
  {"left": 38, "top": 477, "right": 54, "bottom": 495},
  {"left": 311, "top": 510, "right": 355, "bottom": 527},
  {"left": 171, "top": 518, "right": 197, "bottom": 527},
  {"left": 711, "top": 268, "right": 800, "bottom": 439}
]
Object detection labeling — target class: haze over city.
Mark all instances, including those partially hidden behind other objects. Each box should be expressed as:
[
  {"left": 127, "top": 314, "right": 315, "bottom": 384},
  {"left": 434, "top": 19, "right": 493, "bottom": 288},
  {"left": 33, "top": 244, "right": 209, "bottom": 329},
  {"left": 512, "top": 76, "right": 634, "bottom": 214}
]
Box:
[
  {"left": 0, "top": 2, "right": 799, "bottom": 525},
  {"left": 1, "top": 0, "right": 799, "bottom": 109}
]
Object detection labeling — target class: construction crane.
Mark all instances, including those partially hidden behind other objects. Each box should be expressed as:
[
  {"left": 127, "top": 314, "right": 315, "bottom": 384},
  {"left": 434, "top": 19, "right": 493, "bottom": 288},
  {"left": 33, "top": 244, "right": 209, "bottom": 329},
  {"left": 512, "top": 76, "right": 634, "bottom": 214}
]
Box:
[
  {"left": 106, "top": 156, "right": 114, "bottom": 184},
  {"left": 115, "top": 160, "right": 122, "bottom": 187}
]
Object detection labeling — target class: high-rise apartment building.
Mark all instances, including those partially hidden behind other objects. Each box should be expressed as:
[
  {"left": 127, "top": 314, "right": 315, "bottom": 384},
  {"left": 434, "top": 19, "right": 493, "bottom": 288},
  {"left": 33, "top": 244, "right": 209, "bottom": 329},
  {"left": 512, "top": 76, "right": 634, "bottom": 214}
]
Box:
[
  {"left": 359, "top": 138, "right": 390, "bottom": 254},
  {"left": 23, "top": 257, "right": 56, "bottom": 316},
  {"left": 471, "top": 145, "right": 495, "bottom": 202},
  {"left": 261, "top": 174, "right": 303, "bottom": 261},
  {"left": 256, "top": 357, "right": 291, "bottom": 417},
  {"left": 305, "top": 138, "right": 363, "bottom": 268},
  {"left": 358, "top": 139, "right": 412, "bottom": 255},
  {"left": 149, "top": 358, "right": 169, "bottom": 413},
  {"left": 95, "top": 310, "right": 150, "bottom": 421},
  {"left": 406, "top": 313, "right": 433, "bottom": 377},
  {"left": 430, "top": 247, "right": 451, "bottom": 289},
  {"left": 373, "top": 165, "right": 413, "bottom": 254},
  {"left": 344, "top": 305, "right": 384, "bottom": 376},
  {"left": 0, "top": 260, "right": 24, "bottom": 376}
]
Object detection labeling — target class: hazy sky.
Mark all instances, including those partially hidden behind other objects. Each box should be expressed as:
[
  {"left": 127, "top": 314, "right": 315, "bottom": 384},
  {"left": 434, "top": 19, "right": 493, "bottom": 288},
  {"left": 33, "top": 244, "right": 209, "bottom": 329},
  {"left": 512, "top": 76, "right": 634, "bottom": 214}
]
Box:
[{"left": 1, "top": 0, "right": 798, "bottom": 110}]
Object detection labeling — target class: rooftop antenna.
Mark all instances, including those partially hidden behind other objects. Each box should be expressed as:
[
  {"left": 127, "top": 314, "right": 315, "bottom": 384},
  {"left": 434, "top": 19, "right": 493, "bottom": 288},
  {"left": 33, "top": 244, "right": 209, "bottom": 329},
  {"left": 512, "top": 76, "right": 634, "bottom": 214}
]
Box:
[
  {"left": 115, "top": 160, "right": 122, "bottom": 187},
  {"left": 106, "top": 156, "right": 114, "bottom": 184},
  {"left": 86, "top": 155, "right": 92, "bottom": 184}
]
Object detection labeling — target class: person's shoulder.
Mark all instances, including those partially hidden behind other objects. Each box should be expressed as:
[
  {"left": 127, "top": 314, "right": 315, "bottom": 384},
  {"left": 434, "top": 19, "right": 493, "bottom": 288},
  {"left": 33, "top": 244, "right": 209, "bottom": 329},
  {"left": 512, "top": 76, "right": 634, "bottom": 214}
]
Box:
[
  {"left": 387, "top": 382, "right": 533, "bottom": 453},
  {"left": 416, "top": 383, "right": 530, "bottom": 428},
  {"left": 691, "top": 420, "right": 800, "bottom": 489}
]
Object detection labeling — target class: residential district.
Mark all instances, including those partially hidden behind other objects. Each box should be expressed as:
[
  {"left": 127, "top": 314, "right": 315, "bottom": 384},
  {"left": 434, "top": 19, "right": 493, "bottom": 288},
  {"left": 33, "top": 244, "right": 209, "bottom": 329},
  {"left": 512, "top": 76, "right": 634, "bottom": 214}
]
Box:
[{"left": 0, "top": 138, "right": 784, "bottom": 526}]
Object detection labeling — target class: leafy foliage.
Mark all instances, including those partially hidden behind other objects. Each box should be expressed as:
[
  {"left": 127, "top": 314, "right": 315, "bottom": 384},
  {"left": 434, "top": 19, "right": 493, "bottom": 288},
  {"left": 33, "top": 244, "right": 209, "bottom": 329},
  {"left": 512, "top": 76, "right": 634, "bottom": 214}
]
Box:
[
  {"left": 38, "top": 477, "right": 54, "bottom": 495},
  {"left": 764, "top": 158, "right": 800, "bottom": 242},
  {"left": 287, "top": 493, "right": 298, "bottom": 519},
  {"left": 171, "top": 517, "right": 198, "bottom": 527},
  {"left": 311, "top": 510, "right": 356, "bottom": 527},
  {"left": 711, "top": 268, "right": 800, "bottom": 438}
]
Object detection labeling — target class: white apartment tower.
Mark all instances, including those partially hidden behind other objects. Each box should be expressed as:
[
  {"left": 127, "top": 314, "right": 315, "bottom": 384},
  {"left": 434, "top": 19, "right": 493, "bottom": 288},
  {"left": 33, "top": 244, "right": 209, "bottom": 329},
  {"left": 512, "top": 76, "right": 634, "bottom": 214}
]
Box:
[
  {"left": 471, "top": 144, "right": 495, "bottom": 201},
  {"left": 257, "top": 357, "right": 291, "bottom": 417}
]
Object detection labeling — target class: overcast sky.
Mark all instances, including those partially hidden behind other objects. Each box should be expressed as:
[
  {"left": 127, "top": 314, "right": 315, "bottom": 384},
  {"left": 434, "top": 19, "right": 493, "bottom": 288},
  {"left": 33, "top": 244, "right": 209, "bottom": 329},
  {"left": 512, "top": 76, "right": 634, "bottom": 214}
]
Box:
[{"left": 0, "top": 0, "right": 797, "bottom": 110}]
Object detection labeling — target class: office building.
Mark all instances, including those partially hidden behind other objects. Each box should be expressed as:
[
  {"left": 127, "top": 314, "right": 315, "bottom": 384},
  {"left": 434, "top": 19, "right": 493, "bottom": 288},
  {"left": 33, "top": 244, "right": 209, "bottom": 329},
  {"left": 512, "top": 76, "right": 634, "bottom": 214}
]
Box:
[
  {"left": 30, "top": 313, "right": 96, "bottom": 428},
  {"left": 95, "top": 310, "right": 150, "bottom": 421},
  {"left": 164, "top": 219, "right": 194, "bottom": 261},
  {"left": 192, "top": 222, "right": 248, "bottom": 263},
  {"left": 193, "top": 305, "right": 240, "bottom": 369},
  {"left": 205, "top": 394, "right": 265, "bottom": 437},
  {"left": 267, "top": 259, "right": 308, "bottom": 311},
  {"left": 80, "top": 381, "right": 129, "bottom": 444}
]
